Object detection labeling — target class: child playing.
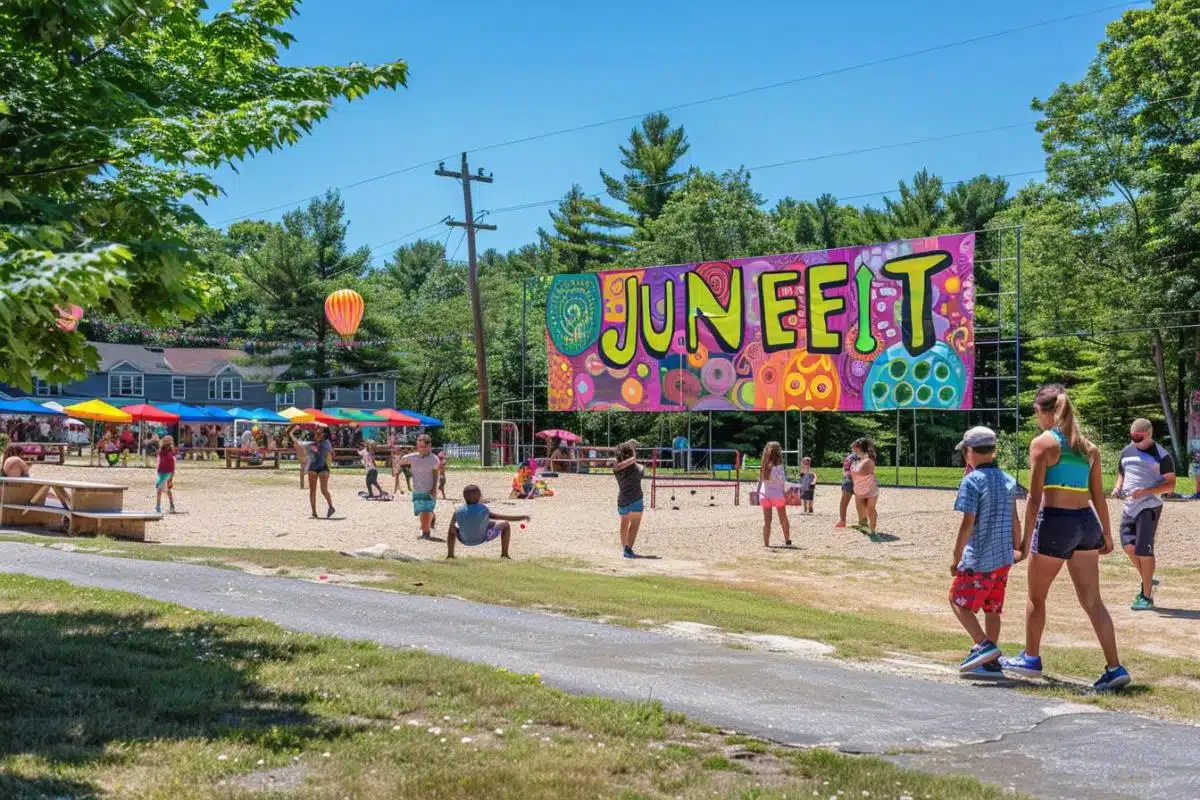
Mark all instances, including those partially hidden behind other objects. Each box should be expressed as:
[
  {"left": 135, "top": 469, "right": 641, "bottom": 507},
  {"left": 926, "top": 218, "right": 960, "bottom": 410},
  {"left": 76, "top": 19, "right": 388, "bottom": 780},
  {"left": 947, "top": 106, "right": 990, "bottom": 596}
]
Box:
[
  {"left": 613, "top": 440, "right": 645, "bottom": 559},
  {"left": 359, "top": 440, "right": 384, "bottom": 497},
  {"left": 758, "top": 441, "right": 792, "bottom": 547},
  {"left": 437, "top": 449, "right": 448, "bottom": 499},
  {"left": 850, "top": 438, "right": 880, "bottom": 538},
  {"left": 950, "top": 426, "right": 1023, "bottom": 676},
  {"left": 155, "top": 435, "right": 177, "bottom": 514},
  {"left": 798, "top": 456, "right": 817, "bottom": 514},
  {"left": 396, "top": 434, "right": 441, "bottom": 538},
  {"left": 447, "top": 484, "right": 529, "bottom": 559},
  {"left": 835, "top": 448, "right": 858, "bottom": 528}
]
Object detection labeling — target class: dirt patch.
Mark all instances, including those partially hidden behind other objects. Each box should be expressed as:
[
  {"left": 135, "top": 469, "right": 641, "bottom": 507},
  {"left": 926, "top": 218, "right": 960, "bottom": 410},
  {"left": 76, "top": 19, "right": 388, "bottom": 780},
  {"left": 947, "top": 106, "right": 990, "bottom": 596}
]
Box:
[{"left": 223, "top": 763, "right": 312, "bottom": 792}]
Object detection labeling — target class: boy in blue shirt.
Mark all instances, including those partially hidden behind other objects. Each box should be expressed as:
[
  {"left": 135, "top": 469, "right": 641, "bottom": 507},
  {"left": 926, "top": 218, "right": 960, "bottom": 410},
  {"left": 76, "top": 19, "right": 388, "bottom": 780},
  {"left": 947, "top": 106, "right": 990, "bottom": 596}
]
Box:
[
  {"left": 950, "top": 426, "right": 1023, "bottom": 676},
  {"left": 447, "top": 484, "right": 529, "bottom": 559}
]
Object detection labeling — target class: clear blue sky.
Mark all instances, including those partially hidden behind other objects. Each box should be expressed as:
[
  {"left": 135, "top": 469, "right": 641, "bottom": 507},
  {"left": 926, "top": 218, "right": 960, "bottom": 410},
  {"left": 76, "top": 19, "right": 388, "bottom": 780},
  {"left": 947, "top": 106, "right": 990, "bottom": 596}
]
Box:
[{"left": 199, "top": 0, "right": 1130, "bottom": 262}]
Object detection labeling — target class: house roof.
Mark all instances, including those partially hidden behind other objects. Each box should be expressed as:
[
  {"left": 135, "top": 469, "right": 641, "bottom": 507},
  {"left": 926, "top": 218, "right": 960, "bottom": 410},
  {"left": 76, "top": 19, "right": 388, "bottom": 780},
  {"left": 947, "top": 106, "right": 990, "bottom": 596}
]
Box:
[{"left": 90, "top": 342, "right": 282, "bottom": 379}]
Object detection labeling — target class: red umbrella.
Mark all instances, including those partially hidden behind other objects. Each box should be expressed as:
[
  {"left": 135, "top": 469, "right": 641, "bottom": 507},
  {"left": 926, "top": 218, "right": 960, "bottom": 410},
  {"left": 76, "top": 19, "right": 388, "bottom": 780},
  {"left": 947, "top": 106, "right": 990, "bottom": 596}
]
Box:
[
  {"left": 374, "top": 409, "right": 422, "bottom": 427},
  {"left": 121, "top": 403, "right": 181, "bottom": 423},
  {"left": 303, "top": 408, "right": 351, "bottom": 425},
  {"left": 537, "top": 429, "right": 579, "bottom": 442}
]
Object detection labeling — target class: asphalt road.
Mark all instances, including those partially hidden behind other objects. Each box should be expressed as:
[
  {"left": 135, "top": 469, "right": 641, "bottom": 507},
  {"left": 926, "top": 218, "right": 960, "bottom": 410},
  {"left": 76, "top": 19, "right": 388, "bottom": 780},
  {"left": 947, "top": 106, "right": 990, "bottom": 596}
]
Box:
[{"left": 2, "top": 542, "right": 1197, "bottom": 800}]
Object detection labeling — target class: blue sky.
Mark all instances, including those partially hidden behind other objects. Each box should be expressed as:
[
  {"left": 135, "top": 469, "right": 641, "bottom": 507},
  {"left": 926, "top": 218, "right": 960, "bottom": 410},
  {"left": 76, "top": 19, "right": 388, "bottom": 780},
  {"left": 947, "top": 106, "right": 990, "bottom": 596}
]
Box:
[{"left": 199, "top": 0, "right": 1131, "bottom": 261}]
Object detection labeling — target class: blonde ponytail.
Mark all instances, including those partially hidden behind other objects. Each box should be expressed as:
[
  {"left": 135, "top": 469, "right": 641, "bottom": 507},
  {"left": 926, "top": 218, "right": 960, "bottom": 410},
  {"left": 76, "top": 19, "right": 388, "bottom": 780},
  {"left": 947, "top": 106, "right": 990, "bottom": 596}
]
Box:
[{"left": 1036, "top": 384, "right": 1090, "bottom": 455}]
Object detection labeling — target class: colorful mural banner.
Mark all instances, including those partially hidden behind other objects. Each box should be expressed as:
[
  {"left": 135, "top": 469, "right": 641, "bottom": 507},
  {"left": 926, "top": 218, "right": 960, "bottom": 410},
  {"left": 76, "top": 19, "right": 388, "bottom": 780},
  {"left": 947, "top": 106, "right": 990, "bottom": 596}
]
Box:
[{"left": 545, "top": 234, "right": 976, "bottom": 412}]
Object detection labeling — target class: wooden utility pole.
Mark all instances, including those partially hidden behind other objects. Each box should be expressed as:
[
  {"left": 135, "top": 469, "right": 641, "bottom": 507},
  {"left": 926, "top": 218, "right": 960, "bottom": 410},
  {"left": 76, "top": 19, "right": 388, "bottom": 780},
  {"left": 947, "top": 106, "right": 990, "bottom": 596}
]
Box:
[{"left": 436, "top": 152, "right": 496, "bottom": 427}]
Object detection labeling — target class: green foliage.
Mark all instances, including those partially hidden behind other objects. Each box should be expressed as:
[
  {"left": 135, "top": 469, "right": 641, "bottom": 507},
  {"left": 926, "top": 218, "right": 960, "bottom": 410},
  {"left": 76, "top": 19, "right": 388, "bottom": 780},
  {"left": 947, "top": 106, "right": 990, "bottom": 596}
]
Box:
[
  {"left": 539, "top": 185, "right": 630, "bottom": 272},
  {"left": 0, "top": 0, "right": 407, "bottom": 390},
  {"left": 600, "top": 112, "right": 691, "bottom": 223}
]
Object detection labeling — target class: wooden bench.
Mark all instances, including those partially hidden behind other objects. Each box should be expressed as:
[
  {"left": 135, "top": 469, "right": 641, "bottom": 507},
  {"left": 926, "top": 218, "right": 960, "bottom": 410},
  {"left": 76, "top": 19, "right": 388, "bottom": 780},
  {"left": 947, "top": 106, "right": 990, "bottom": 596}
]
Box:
[{"left": 0, "top": 476, "right": 161, "bottom": 541}]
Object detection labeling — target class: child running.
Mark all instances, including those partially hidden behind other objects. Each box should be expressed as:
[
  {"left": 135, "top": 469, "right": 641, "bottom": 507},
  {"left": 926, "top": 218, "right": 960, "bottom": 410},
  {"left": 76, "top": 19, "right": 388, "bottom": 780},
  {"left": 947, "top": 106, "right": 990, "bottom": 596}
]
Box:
[
  {"left": 758, "top": 441, "right": 792, "bottom": 547},
  {"left": 446, "top": 484, "right": 529, "bottom": 559},
  {"left": 155, "top": 435, "right": 177, "bottom": 514},
  {"left": 950, "top": 426, "right": 1022, "bottom": 677},
  {"left": 396, "top": 434, "right": 441, "bottom": 538},
  {"left": 850, "top": 438, "right": 880, "bottom": 538},
  {"left": 613, "top": 440, "right": 644, "bottom": 559},
  {"left": 798, "top": 456, "right": 817, "bottom": 514},
  {"left": 359, "top": 440, "right": 384, "bottom": 498}
]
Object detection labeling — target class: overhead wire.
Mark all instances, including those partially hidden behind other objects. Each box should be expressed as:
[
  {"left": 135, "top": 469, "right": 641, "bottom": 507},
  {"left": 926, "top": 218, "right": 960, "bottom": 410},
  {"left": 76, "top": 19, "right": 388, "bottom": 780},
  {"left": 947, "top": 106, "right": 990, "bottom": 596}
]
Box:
[{"left": 213, "top": 1, "right": 1148, "bottom": 225}]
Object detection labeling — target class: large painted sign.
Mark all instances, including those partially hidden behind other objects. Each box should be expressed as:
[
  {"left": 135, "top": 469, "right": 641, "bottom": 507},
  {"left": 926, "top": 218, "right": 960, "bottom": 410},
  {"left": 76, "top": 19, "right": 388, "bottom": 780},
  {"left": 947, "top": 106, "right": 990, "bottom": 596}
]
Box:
[{"left": 545, "top": 234, "right": 976, "bottom": 412}]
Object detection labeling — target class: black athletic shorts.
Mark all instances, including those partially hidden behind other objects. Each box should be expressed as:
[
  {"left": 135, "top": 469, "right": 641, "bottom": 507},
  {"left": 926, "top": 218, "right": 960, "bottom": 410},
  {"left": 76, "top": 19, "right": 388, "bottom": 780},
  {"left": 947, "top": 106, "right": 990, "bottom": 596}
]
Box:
[
  {"left": 1032, "top": 507, "right": 1103, "bottom": 560},
  {"left": 1120, "top": 506, "right": 1161, "bottom": 557}
]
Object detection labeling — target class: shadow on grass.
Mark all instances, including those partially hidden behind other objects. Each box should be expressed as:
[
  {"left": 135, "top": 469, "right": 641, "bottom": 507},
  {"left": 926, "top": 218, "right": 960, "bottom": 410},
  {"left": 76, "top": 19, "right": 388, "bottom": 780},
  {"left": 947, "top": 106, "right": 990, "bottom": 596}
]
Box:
[{"left": 0, "top": 608, "right": 335, "bottom": 797}]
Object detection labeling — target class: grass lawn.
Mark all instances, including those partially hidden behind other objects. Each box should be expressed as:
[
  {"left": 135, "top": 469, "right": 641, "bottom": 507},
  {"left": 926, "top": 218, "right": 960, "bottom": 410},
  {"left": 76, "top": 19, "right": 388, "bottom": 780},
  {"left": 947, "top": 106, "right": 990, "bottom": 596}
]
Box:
[
  {"left": 5, "top": 535, "right": 1199, "bottom": 723},
  {"left": 0, "top": 574, "right": 1022, "bottom": 800}
]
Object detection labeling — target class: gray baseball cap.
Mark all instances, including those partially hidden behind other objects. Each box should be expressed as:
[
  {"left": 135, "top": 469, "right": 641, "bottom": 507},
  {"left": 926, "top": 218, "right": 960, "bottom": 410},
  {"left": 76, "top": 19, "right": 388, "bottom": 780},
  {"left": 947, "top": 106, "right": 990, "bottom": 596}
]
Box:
[{"left": 957, "top": 425, "right": 997, "bottom": 450}]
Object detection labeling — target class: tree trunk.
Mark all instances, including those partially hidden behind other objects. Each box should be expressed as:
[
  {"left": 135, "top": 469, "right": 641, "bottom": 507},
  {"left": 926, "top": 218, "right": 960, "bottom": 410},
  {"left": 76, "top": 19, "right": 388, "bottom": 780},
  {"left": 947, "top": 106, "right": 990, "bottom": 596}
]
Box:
[
  {"left": 1152, "top": 330, "right": 1183, "bottom": 462},
  {"left": 1178, "top": 326, "right": 1189, "bottom": 461}
]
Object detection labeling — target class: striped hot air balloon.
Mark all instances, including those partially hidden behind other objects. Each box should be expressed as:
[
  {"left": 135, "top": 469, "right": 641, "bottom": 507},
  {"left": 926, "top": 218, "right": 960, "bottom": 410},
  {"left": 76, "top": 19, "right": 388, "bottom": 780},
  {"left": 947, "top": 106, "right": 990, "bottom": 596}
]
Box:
[{"left": 324, "top": 289, "right": 364, "bottom": 340}]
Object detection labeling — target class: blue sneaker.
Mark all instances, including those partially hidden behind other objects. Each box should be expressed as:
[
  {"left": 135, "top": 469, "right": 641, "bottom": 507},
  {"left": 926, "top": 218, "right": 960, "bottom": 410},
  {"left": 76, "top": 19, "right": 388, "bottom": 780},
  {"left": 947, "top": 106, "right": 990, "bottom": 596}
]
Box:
[
  {"left": 959, "top": 640, "right": 1001, "bottom": 673},
  {"left": 963, "top": 661, "right": 1005, "bottom": 680},
  {"left": 999, "top": 651, "right": 1043, "bottom": 677},
  {"left": 623, "top": 546, "right": 635, "bottom": 559},
  {"left": 1094, "top": 665, "right": 1131, "bottom": 692}
]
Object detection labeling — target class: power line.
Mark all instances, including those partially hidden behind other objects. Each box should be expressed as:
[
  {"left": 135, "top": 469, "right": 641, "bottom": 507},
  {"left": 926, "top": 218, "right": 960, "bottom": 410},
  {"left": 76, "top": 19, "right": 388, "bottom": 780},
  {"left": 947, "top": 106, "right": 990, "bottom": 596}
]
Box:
[
  {"left": 367, "top": 216, "right": 451, "bottom": 257},
  {"left": 213, "top": 1, "right": 1146, "bottom": 226}
]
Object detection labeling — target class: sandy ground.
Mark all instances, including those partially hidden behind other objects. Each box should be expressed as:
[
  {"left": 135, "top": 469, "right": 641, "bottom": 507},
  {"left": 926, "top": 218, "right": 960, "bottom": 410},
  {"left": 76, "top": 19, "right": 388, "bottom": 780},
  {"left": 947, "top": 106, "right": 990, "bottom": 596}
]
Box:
[{"left": 5, "top": 462, "right": 1199, "bottom": 659}]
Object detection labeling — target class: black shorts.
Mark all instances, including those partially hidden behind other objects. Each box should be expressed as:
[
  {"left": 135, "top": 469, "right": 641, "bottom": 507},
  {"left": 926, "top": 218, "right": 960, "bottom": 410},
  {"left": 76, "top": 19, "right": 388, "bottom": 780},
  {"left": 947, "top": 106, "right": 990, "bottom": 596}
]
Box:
[
  {"left": 799, "top": 488, "right": 815, "bottom": 501},
  {"left": 1120, "top": 506, "right": 1161, "bottom": 557},
  {"left": 1032, "top": 507, "right": 1103, "bottom": 560}
]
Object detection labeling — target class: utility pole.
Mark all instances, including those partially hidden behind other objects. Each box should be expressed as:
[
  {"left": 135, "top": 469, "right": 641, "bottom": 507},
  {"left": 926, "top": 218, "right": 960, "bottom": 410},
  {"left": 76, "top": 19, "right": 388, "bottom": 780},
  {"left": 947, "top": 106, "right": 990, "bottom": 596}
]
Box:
[{"left": 436, "top": 152, "right": 496, "bottom": 432}]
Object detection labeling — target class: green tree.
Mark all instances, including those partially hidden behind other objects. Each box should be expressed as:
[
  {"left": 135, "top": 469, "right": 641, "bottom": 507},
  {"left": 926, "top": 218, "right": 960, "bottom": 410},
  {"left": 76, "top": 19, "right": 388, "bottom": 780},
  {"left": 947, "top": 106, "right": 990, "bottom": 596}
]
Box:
[
  {"left": 601, "top": 112, "right": 690, "bottom": 223},
  {"left": 539, "top": 184, "right": 629, "bottom": 272},
  {"left": 240, "top": 192, "right": 395, "bottom": 408},
  {"left": 861, "top": 169, "right": 947, "bottom": 241},
  {"left": 772, "top": 193, "right": 862, "bottom": 250},
  {"left": 384, "top": 238, "right": 447, "bottom": 297},
  {"left": 945, "top": 175, "right": 1010, "bottom": 234},
  {"left": 0, "top": 0, "right": 407, "bottom": 389}
]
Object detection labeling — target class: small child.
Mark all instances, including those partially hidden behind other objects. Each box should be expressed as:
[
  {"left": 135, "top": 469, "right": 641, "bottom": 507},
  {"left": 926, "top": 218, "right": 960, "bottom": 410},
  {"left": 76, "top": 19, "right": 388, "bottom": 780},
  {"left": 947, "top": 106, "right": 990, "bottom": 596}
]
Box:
[
  {"left": 950, "top": 426, "right": 1023, "bottom": 677},
  {"left": 447, "top": 484, "right": 529, "bottom": 559},
  {"left": 359, "top": 440, "right": 383, "bottom": 497},
  {"left": 155, "top": 435, "right": 177, "bottom": 514},
  {"left": 437, "top": 449, "right": 448, "bottom": 499},
  {"left": 798, "top": 456, "right": 817, "bottom": 513},
  {"left": 758, "top": 441, "right": 791, "bottom": 546},
  {"left": 613, "top": 440, "right": 644, "bottom": 559},
  {"left": 850, "top": 438, "right": 880, "bottom": 537}
]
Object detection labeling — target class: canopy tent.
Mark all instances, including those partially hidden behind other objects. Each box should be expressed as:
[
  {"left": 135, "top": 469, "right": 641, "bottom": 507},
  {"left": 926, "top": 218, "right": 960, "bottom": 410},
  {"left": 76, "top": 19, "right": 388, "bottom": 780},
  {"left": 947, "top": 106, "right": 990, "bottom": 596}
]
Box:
[
  {"left": 372, "top": 408, "right": 422, "bottom": 427},
  {"left": 64, "top": 399, "right": 133, "bottom": 424},
  {"left": 41, "top": 401, "right": 67, "bottom": 413},
  {"left": 279, "top": 407, "right": 315, "bottom": 423},
  {"left": 157, "top": 403, "right": 214, "bottom": 423},
  {"left": 325, "top": 407, "right": 390, "bottom": 426},
  {"left": 247, "top": 408, "right": 290, "bottom": 423},
  {"left": 397, "top": 409, "right": 443, "bottom": 428},
  {"left": 120, "top": 403, "right": 181, "bottom": 424},
  {"left": 302, "top": 408, "right": 350, "bottom": 425},
  {"left": 65, "top": 418, "right": 86, "bottom": 429},
  {"left": 0, "top": 398, "right": 66, "bottom": 416},
  {"left": 537, "top": 429, "right": 579, "bottom": 442},
  {"left": 224, "top": 407, "right": 257, "bottom": 420},
  {"left": 198, "top": 406, "right": 235, "bottom": 422}
]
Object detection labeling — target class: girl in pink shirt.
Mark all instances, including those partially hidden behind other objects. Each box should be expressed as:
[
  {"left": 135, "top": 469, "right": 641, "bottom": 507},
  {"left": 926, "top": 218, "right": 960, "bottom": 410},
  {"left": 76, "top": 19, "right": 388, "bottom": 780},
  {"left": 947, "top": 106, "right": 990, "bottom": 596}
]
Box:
[{"left": 758, "top": 441, "right": 792, "bottom": 547}]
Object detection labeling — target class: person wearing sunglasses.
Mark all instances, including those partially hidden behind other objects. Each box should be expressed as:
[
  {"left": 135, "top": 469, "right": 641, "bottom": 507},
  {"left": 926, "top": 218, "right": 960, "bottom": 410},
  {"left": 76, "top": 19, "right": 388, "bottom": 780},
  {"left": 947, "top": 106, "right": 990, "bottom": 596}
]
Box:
[{"left": 1112, "top": 418, "right": 1175, "bottom": 610}]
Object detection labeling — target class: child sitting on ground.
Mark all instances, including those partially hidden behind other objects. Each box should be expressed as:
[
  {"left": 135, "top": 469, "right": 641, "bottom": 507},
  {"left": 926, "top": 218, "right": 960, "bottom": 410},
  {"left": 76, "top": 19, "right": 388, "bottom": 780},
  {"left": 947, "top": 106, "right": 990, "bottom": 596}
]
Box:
[
  {"left": 447, "top": 484, "right": 529, "bottom": 559},
  {"left": 798, "top": 456, "right": 817, "bottom": 514},
  {"left": 950, "top": 426, "right": 1023, "bottom": 677}
]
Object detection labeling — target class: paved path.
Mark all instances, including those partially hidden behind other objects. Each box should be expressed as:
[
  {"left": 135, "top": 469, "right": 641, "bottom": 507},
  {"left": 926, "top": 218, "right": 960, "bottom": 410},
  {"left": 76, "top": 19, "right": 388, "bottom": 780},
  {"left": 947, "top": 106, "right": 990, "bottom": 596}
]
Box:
[{"left": 2, "top": 542, "right": 1197, "bottom": 800}]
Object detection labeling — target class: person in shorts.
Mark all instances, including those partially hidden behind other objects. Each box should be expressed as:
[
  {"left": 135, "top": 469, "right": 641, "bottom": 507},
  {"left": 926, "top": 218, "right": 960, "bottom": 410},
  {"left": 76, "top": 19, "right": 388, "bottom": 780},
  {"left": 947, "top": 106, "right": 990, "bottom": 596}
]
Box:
[
  {"left": 397, "top": 434, "right": 441, "bottom": 538},
  {"left": 798, "top": 457, "right": 817, "bottom": 514},
  {"left": 758, "top": 441, "right": 791, "bottom": 546},
  {"left": 437, "top": 449, "right": 448, "bottom": 499},
  {"left": 446, "top": 484, "right": 528, "bottom": 559},
  {"left": 950, "top": 426, "right": 1022, "bottom": 676},
  {"left": 155, "top": 435, "right": 177, "bottom": 514},
  {"left": 835, "top": 448, "right": 858, "bottom": 528},
  {"left": 1113, "top": 418, "right": 1175, "bottom": 610},
  {"left": 613, "top": 440, "right": 645, "bottom": 558}
]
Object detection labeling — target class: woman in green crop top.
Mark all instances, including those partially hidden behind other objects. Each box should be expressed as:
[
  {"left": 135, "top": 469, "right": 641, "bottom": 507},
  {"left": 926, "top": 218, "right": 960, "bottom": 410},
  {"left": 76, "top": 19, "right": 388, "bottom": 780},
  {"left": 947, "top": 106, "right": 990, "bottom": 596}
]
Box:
[{"left": 1000, "top": 384, "right": 1130, "bottom": 691}]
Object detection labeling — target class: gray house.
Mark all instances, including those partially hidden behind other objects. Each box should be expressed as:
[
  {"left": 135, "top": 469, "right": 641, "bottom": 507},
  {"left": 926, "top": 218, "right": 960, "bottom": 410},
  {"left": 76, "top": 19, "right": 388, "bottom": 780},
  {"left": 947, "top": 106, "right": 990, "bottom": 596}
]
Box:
[{"left": 4, "top": 343, "right": 398, "bottom": 410}]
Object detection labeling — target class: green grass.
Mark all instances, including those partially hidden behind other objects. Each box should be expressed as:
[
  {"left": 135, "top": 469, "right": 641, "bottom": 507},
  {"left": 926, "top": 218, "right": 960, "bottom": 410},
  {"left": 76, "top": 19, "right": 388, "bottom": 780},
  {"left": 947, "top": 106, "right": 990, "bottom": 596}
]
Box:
[
  {"left": 0, "top": 574, "right": 1024, "bottom": 799},
  {"left": 5, "top": 533, "right": 1199, "bottom": 722}
]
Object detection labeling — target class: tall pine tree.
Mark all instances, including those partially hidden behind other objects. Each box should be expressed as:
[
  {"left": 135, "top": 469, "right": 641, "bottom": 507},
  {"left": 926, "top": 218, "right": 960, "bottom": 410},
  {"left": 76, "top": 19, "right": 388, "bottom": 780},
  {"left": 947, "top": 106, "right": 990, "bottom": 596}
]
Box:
[{"left": 601, "top": 112, "right": 690, "bottom": 223}]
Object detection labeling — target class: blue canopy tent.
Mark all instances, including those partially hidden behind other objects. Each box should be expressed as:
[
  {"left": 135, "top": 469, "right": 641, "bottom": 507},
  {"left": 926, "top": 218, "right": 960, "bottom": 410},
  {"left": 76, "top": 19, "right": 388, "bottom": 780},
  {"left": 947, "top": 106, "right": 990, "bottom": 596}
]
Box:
[
  {"left": 397, "top": 409, "right": 443, "bottom": 428},
  {"left": 224, "top": 407, "right": 256, "bottom": 420},
  {"left": 156, "top": 403, "right": 213, "bottom": 423},
  {"left": 0, "top": 398, "right": 66, "bottom": 416},
  {"left": 197, "top": 406, "right": 235, "bottom": 422},
  {"left": 248, "top": 408, "right": 289, "bottom": 423}
]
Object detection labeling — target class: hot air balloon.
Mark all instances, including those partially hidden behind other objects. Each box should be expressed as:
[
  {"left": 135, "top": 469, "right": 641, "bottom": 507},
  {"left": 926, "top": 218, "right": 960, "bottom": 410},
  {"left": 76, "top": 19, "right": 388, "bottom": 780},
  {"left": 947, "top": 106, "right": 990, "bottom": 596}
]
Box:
[
  {"left": 55, "top": 305, "right": 84, "bottom": 333},
  {"left": 324, "top": 289, "right": 364, "bottom": 340}
]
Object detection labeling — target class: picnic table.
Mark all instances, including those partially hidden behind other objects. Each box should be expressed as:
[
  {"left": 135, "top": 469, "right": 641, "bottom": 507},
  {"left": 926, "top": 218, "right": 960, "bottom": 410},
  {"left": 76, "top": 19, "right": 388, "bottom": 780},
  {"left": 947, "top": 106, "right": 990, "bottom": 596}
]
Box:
[
  {"left": 0, "top": 476, "right": 161, "bottom": 541},
  {"left": 15, "top": 443, "right": 69, "bottom": 464}
]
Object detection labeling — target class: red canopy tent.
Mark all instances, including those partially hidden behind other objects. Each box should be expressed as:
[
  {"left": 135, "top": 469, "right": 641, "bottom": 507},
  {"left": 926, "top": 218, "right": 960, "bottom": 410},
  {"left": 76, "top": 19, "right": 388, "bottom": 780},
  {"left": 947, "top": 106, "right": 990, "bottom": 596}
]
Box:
[
  {"left": 374, "top": 409, "right": 422, "bottom": 427},
  {"left": 302, "top": 408, "right": 351, "bottom": 425},
  {"left": 121, "top": 403, "right": 181, "bottom": 466}
]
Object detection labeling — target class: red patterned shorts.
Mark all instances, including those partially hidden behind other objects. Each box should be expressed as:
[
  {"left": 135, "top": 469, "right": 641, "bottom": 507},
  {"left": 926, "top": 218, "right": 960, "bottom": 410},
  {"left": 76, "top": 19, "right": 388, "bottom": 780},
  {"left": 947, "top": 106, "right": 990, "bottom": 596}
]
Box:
[{"left": 950, "top": 565, "right": 1011, "bottom": 614}]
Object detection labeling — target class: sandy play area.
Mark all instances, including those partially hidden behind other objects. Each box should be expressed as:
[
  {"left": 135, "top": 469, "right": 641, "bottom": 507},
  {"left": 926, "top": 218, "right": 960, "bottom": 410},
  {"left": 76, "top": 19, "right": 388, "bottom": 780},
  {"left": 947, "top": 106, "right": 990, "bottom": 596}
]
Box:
[{"left": 5, "top": 461, "right": 1199, "bottom": 659}]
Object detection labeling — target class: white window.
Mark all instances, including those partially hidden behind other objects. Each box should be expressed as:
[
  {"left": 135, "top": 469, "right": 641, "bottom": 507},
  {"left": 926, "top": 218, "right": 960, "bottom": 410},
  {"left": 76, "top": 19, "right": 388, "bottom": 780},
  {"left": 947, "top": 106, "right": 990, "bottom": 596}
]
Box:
[
  {"left": 322, "top": 387, "right": 338, "bottom": 403},
  {"left": 109, "top": 373, "right": 143, "bottom": 397},
  {"left": 33, "top": 379, "right": 63, "bottom": 396},
  {"left": 215, "top": 376, "right": 242, "bottom": 401},
  {"left": 361, "top": 381, "right": 386, "bottom": 403},
  {"left": 171, "top": 376, "right": 186, "bottom": 399},
  {"left": 276, "top": 390, "right": 296, "bottom": 407}
]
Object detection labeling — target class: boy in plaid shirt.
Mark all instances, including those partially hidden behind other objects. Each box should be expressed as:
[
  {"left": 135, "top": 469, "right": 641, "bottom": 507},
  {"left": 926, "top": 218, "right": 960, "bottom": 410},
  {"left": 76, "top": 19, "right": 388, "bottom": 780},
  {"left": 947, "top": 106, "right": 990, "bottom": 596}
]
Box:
[{"left": 951, "top": 426, "right": 1024, "bottom": 676}]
